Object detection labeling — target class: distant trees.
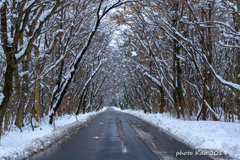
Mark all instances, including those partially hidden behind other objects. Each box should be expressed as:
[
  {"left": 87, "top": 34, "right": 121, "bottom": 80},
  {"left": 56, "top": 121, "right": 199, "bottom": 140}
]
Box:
[{"left": 112, "top": 0, "right": 240, "bottom": 121}]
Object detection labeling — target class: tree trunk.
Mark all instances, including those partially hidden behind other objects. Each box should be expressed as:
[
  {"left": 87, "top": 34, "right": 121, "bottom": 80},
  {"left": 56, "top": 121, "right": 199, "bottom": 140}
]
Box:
[
  {"left": 0, "top": 58, "right": 14, "bottom": 142},
  {"left": 172, "top": 1, "right": 180, "bottom": 119},
  {"left": 82, "top": 88, "right": 89, "bottom": 114},
  {"left": 15, "top": 55, "right": 30, "bottom": 130},
  {"left": 171, "top": 1, "right": 185, "bottom": 118},
  {"left": 199, "top": 6, "right": 208, "bottom": 121},
  {"left": 0, "top": 2, "right": 14, "bottom": 142},
  {"left": 160, "top": 86, "right": 165, "bottom": 114},
  {"left": 207, "top": 1, "right": 216, "bottom": 121},
  {"left": 33, "top": 66, "right": 41, "bottom": 122},
  {"left": 177, "top": 53, "right": 185, "bottom": 118},
  {"left": 75, "top": 88, "right": 87, "bottom": 115},
  {"left": 3, "top": 111, "right": 9, "bottom": 131},
  {"left": 202, "top": 82, "right": 208, "bottom": 120},
  {"left": 173, "top": 49, "right": 180, "bottom": 118}
]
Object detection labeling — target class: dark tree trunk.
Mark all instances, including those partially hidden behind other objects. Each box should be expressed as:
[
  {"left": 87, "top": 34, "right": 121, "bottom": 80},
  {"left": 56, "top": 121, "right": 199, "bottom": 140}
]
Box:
[
  {"left": 0, "top": 2, "right": 14, "bottom": 142},
  {"left": 160, "top": 86, "right": 165, "bottom": 114},
  {"left": 15, "top": 55, "right": 30, "bottom": 130}
]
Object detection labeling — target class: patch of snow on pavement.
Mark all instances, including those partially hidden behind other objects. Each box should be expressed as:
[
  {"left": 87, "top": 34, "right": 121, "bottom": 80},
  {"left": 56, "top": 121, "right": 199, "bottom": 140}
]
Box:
[
  {"left": 0, "top": 107, "right": 107, "bottom": 160},
  {"left": 93, "top": 136, "right": 99, "bottom": 139},
  {"left": 118, "top": 109, "right": 240, "bottom": 160}
]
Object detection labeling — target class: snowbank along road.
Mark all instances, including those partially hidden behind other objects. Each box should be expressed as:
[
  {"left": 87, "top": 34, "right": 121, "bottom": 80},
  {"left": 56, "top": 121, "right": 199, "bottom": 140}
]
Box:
[{"left": 30, "top": 108, "right": 222, "bottom": 160}]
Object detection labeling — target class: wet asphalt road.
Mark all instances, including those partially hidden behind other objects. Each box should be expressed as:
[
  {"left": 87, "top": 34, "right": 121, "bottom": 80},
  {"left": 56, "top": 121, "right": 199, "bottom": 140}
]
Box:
[{"left": 31, "top": 108, "right": 214, "bottom": 160}]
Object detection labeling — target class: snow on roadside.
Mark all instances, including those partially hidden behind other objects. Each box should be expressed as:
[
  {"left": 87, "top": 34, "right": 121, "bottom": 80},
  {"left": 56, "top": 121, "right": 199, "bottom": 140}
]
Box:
[
  {"left": 0, "top": 107, "right": 107, "bottom": 160},
  {"left": 118, "top": 109, "right": 240, "bottom": 160}
]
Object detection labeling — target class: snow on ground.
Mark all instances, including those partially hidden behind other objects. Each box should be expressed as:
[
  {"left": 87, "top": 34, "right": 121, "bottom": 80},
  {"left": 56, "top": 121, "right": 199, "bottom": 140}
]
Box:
[
  {"left": 118, "top": 109, "right": 240, "bottom": 160},
  {"left": 0, "top": 107, "right": 107, "bottom": 160}
]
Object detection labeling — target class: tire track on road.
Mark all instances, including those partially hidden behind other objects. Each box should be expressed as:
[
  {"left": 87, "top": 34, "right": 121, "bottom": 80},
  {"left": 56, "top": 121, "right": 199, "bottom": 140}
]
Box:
[{"left": 125, "top": 117, "right": 176, "bottom": 160}]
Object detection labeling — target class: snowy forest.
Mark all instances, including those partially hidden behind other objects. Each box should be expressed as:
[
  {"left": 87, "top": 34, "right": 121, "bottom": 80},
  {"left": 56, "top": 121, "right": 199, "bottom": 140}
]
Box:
[{"left": 0, "top": 0, "right": 239, "bottom": 142}]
